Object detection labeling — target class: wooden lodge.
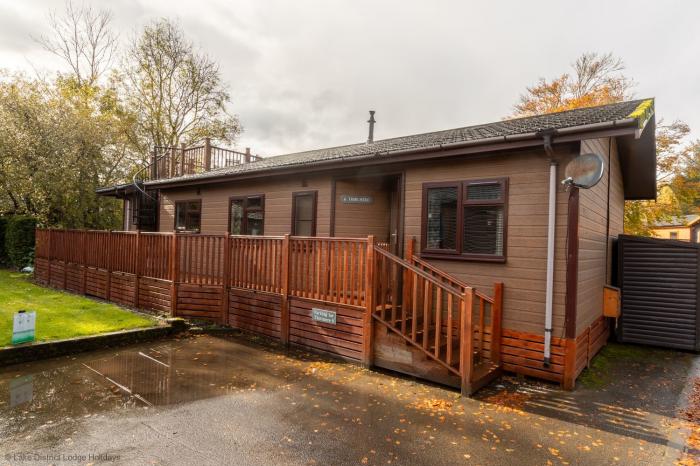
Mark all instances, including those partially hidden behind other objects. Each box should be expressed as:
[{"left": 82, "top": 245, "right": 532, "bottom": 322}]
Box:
[{"left": 39, "top": 99, "right": 658, "bottom": 393}]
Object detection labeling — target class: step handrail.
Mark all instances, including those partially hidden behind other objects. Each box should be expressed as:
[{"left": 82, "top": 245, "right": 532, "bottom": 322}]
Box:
[
  {"left": 374, "top": 246, "right": 466, "bottom": 297},
  {"left": 410, "top": 253, "right": 494, "bottom": 304}
]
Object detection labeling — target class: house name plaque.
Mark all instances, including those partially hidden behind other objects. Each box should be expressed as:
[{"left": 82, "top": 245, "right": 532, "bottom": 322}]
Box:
[
  {"left": 311, "top": 308, "right": 337, "bottom": 325},
  {"left": 340, "top": 195, "right": 373, "bottom": 204}
]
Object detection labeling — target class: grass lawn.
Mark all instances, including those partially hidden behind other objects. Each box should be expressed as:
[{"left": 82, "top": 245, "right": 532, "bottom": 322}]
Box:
[{"left": 0, "top": 269, "right": 156, "bottom": 347}]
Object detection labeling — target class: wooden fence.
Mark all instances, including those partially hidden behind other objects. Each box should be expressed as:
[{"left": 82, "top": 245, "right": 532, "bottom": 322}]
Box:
[{"left": 34, "top": 229, "right": 372, "bottom": 361}]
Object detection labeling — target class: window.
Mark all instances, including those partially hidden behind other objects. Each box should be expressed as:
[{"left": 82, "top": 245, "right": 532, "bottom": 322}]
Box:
[
  {"left": 292, "top": 191, "right": 317, "bottom": 236},
  {"left": 669, "top": 231, "right": 678, "bottom": 240},
  {"left": 229, "top": 195, "right": 265, "bottom": 235},
  {"left": 175, "top": 200, "right": 201, "bottom": 232},
  {"left": 421, "top": 178, "right": 507, "bottom": 261}
]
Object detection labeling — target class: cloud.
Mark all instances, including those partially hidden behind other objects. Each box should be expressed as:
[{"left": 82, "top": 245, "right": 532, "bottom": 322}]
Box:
[{"left": 0, "top": 0, "right": 697, "bottom": 157}]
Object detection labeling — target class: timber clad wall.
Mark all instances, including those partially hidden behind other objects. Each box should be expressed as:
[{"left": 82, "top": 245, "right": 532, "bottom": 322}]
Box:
[
  {"left": 159, "top": 175, "right": 333, "bottom": 236},
  {"left": 652, "top": 226, "right": 695, "bottom": 242},
  {"left": 576, "top": 138, "right": 624, "bottom": 334},
  {"left": 333, "top": 178, "right": 392, "bottom": 242},
  {"left": 501, "top": 329, "right": 567, "bottom": 383},
  {"left": 402, "top": 150, "right": 576, "bottom": 337}
]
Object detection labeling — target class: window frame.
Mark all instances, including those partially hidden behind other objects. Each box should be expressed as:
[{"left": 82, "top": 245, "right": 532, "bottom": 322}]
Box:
[
  {"left": 420, "top": 178, "right": 508, "bottom": 263},
  {"left": 228, "top": 194, "right": 265, "bottom": 235},
  {"left": 291, "top": 190, "right": 318, "bottom": 237},
  {"left": 174, "top": 199, "right": 202, "bottom": 233}
]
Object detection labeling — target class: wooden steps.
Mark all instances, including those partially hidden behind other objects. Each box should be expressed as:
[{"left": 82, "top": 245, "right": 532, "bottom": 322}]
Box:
[{"left": 370, "top": 246, "right": 504, "bottom": 396}]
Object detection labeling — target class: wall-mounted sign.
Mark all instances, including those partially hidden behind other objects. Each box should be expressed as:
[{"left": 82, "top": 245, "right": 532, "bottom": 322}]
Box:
[
  {"left": 312, "top": 308, "right": 337, "bottom": 325},
  {"left": 12, "top": 310, "right": 36, "bottom": 345},
  {"left": 341, "top": 194, "right": 373, "bottom": 204}
]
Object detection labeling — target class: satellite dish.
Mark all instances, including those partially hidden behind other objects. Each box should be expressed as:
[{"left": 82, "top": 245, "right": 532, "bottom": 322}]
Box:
[{"left": 562, "top": 153, "right": 605, "bottom": 189}]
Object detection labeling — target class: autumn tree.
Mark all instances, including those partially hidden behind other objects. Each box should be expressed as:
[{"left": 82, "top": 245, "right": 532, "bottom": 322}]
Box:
[
  {"left": 512, "top": 52, "right": 695, "bottom": 236},
  {"left": 513, "top": 52, "right": 634, "bottom": 116},
  {"left": 119, "top": 18, "right": 241, "bottom": 155}
]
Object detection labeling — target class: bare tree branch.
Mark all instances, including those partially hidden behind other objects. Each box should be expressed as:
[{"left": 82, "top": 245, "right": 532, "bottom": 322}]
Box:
[{"left": 33, "top": 1, "right": 118, "bottom": 86}]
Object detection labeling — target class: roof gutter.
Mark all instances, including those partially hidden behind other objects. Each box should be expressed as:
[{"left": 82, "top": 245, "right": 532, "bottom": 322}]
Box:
[{"left": 135, "top": 118, "right": 639, "bottom": 191}]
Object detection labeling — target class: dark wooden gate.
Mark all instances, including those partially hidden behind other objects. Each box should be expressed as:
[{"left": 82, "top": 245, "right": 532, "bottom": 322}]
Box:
[{"left": 618, "top": 235, "right": 700, "bottom": 350}]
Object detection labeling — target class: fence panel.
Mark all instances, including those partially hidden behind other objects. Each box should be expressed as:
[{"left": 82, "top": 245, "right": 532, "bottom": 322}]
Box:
[
  {"left": 289, "top": 237, "right": 367, "bottom": 307},
  {"left": 229, "top": 236, "right": 283, "bottom": 293},
  {"left": 140, "top": 233, "right": 172, "bottom": 280},
  {"left": 35, "top": 229, "right": 50, "bottom": 259},
  {"left": 177, "top": 234, "right": 225, "bottom": 285},
  {"left": 110, "top": 232, "right": 138, "bottom": 274},
  {"left": 84, "top": 231, "right": 110, "bottom": 269}
]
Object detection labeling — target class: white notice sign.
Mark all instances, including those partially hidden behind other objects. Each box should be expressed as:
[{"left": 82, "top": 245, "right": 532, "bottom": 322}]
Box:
[{"left": 12, "top": 310, "right": 36, "bottom": 345}]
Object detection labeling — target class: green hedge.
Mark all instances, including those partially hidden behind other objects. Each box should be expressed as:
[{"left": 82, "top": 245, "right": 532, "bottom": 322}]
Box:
[
  {"left": 0, "top": 217, "right": 7, "bottom": 265},
  {"left": 6, "top": 216, "right": 37, "bottom": 269}
]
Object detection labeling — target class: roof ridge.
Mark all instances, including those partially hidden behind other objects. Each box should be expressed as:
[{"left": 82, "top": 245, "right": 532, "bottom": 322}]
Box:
[
  {"left": 140, "top": 97, "right": 652, "bottom": 187},
  {"left": 251, "top": 98, "right": 650, "bottom": 162}
]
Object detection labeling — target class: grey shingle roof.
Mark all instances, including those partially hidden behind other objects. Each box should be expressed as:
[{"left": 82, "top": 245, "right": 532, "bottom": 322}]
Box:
[
  {"left": 654, "top": 214, "right": 700, "bottom": 227},
  {"left": 146, "top": 99, "right": 650, "bottom": 186}
]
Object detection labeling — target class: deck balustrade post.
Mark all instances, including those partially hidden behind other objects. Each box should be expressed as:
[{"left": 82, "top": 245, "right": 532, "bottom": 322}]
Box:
[
  {"left": 47, "top": 229, "right": 52, "bottom": 286},
  {"left": 460, "top": 287, "right": 474, "bottom": 396},
  {"left": 363, "top": 235, "right": 376, "bottom": 367},
  {"left": 221, "top": 234, "right": 231, "bottom": 325},
  {"left": 204, "top": 138, "right": 212, "bottom": 171},
  {"left": 402, "top": 236, "right": 415, "bottom": 316},
  {"left": 169, "top": 147, "right": 176, "bottom": 178},
  {"left": 180, "top": 143, "right": 186, "bottom": 176},
  {"left": 106, "top": 230, "right": 113, "bottom": 301},
  {"left": 491, "top": 283, "right": 504, "bottom": 366},
  {"left": 150, "top": 149, "right": 158, "bottom": 179},
  {"left": 170, "top": 233, "right": 179, "bottom": 317},
  {"left": 81, "top": 230, "right": 88, "bottom": 295},
  {"left": 405, "top": 236, "right": 415, "bottom": 261},
  {"left": 134, "top": 231, "right": 142, "bottom": 309},
  {"left": 62, "top": 231, "right": 68, "bottom": 290},
  {"left": 280, "top": 234, "right": 291, "bottom": 346}
]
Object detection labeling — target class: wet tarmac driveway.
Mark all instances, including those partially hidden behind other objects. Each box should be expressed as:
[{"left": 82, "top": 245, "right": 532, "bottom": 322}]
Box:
[{"left": 0, "top": 333, "right": 695, "bottom": 465}]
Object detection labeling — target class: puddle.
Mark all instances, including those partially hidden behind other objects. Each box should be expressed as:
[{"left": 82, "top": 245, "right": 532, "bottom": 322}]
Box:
[{"left": 0, "top": 335, "right": 289, "bottom": 440}]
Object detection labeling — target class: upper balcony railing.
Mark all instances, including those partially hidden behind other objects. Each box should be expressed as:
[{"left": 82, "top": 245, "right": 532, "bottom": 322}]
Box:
[{"left": 136, "top": 138, "right": 261, "bottom": 183}]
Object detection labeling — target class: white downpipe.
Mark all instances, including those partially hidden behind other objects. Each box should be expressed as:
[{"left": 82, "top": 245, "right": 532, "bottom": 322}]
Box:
[{"left": 544, "top": 160, "right": 557, "bottom": 366}]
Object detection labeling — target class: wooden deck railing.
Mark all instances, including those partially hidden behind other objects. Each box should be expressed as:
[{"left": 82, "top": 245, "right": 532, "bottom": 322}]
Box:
[
  {"left": 229, "top": 236, "right": 284, "bottom": 293},
  {"left": 138, "top": 139, "right": 262, "bottom": 183},
  {"left": 289, "top": 237, "right": 368, "bottom": 306},
  {"left": 34, "top": 229, "right": 502, "bottom": 395},
  {"left": 34, "top": 229, "right": 369, "bottom": 309}
]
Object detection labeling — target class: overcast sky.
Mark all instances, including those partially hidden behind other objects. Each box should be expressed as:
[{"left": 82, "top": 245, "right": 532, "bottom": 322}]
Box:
[{"left": 1, "top": 0, "right": 698, "bottom": 157}]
